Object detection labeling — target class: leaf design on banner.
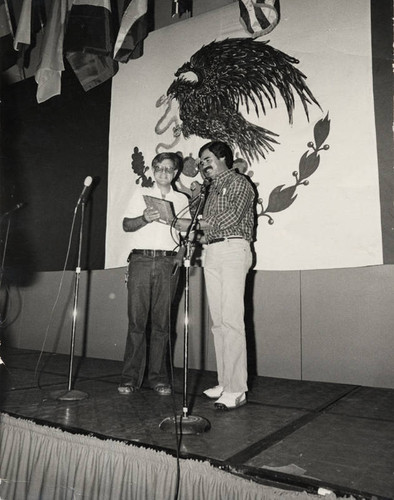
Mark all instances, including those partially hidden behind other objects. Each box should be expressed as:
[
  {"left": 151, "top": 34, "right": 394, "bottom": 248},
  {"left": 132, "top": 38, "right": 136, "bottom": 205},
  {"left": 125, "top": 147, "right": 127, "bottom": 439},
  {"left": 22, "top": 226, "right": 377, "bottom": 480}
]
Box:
[
  {"left": 314, "top": 113, "right": 330, "bottom": 150},
  {"left": 131, "top": 147, "right": 154, "bottom": 187},
  {"left": 264, "top": 184, "right": 297, "bottom": 213},
  {"left": 298, "top": 151, "right": 320, "bottom": 183},
  {"left": 257, "top": 113, "right": 331, "bottom": 224}
]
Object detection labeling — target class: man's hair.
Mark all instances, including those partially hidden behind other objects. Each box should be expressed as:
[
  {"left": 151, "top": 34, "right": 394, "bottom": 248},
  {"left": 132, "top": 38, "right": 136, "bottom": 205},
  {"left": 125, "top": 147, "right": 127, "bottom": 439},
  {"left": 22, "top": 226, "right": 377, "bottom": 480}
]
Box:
[
  {"left": 198, "top": 141, "right": 233, "bottom": 168},
  {"left": 151, "top": 152, "right": 182, "bottom": 170}
]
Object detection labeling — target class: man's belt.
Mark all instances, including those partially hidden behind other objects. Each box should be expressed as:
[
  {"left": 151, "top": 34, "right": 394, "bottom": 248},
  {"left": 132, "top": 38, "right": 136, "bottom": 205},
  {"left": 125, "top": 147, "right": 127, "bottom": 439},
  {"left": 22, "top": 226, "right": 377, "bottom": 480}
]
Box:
[
  {"left": 130, "top": 249, "right": 176, "bottom": 258},
  {"left": 207, "top": 236, "right": 244, "bottom": 244}
]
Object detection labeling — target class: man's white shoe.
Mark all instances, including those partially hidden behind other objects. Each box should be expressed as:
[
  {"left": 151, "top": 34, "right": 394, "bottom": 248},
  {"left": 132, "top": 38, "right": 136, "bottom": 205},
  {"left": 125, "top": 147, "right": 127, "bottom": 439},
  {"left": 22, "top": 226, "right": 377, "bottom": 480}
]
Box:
[
  {"left": 203, "top": 385, "right": 223, "bottom": 399},
  {"left": 214, "top": 392, "right": 247, "bottom": 410}
]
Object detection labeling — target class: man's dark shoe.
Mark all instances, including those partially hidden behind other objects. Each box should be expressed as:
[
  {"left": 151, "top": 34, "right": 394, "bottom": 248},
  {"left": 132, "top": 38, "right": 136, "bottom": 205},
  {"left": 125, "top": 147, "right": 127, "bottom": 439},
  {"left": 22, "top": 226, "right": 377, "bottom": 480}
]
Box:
[{"left": 153, "top": 383, "right": 172, "bottom": 396}]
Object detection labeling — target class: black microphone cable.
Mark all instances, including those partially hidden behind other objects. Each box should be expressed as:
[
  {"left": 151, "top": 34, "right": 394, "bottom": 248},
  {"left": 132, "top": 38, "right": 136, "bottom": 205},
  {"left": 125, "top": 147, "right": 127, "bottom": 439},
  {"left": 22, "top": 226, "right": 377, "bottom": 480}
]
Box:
[
  {"left": 34, "top": 201, "right": 79, "bottom": 388},
  {"left": 0, "top": 203, "right": 26, "bottom": 328}
]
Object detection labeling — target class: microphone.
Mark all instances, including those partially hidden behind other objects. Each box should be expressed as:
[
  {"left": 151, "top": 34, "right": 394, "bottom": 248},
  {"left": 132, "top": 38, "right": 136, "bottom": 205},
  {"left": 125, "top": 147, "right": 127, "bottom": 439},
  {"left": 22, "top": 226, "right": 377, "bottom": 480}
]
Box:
[
  {"left": 172, "top": 244, "right": 186, "bottom": 276},
  {"left": 1, "top": 203, "right": 25, "bottom": 217},
  {"left": 201, "top": 178, "right": 211, "bottom": 193},
  {"left": 191, "top": 178, "right": 211, "bottom": 191},
  {"left": 77, "top": 176, "right": 93, "bottom": 206},
  {"left": 189, "top": 178, "right": 211, "bottom": 205}
]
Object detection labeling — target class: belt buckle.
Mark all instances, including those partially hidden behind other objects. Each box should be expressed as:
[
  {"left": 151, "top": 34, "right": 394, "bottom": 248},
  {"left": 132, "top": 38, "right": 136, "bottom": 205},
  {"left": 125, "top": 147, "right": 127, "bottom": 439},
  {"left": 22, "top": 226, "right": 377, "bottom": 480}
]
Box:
[{"left": 209, "top": 236, "right": 243, "bottom": 244}]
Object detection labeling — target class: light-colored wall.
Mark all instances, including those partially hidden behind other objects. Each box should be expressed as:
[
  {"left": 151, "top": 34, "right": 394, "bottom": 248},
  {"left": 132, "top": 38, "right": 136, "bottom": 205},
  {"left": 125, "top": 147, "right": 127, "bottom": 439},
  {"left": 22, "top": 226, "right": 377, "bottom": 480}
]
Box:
[{"left": 4, "top": 265, "right": 394, "bottom": 389}]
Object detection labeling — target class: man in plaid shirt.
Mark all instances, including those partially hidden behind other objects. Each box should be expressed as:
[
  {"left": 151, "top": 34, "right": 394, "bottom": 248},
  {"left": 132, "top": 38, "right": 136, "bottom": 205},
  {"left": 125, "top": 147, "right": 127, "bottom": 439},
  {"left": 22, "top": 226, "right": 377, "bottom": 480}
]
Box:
[{"left": 187, "top": 141, "right": 256, "bottom": 410}]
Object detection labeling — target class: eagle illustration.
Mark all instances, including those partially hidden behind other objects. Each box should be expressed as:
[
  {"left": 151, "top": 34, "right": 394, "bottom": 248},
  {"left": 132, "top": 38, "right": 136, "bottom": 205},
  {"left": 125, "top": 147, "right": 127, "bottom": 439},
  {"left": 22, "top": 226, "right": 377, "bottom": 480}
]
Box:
[{"left": 166, "top": 38, "right": 321, "bottom": 162}]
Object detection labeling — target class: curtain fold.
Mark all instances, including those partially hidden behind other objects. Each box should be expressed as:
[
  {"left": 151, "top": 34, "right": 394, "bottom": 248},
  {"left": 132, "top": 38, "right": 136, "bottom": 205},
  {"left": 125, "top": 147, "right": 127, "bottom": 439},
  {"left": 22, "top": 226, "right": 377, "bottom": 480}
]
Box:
[{"left": 0, "top": 413, "right": 337, "bottom": 500}]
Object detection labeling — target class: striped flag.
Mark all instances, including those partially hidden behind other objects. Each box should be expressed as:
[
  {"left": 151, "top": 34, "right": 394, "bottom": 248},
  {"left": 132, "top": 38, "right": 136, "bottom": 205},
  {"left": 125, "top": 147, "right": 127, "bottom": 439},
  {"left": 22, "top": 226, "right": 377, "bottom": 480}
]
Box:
[
  {"left": 0, "top": 0, "right": 16, "bottom": 71},
  {"left": 113, "top": 0, "right": 149, "bottom": 63},
  {"left": 14, "top": 0, "right": 46, "bottom": 50},
  {"left": 64, "top": 0, "right": 118, "bottom": 92},
  {"left": 13, "top": 0, "right": 31, "bottom": 50},
  {"left": 239, "top": 0, "right": 280, "bottom": 38},
  {"left": 35, "top": 0, "right": 72, "bottom": 103},
  {"left": 13, "top": 0, "right": 46, "bottom": 71}
]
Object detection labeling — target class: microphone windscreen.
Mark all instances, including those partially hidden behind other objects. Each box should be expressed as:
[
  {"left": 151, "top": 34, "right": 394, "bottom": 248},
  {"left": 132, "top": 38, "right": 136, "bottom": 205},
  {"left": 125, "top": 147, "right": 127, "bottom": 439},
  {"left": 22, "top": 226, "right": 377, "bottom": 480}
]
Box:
[{"left": 84, "top": 176, "right": 93, "bottom": 186}]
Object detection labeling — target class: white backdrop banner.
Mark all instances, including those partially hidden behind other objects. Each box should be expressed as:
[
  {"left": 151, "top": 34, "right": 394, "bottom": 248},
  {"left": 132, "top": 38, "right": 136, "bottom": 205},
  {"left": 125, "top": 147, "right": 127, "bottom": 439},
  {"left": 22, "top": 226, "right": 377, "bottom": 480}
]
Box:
[{"left": 106, "top": 0, "right": 382, "bottom": 271}]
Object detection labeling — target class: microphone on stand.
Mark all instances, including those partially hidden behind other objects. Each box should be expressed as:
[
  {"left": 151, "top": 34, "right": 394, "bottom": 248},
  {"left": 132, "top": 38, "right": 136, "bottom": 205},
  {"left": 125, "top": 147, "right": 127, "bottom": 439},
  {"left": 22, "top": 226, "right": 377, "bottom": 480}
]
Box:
[
  {"left": 1, "top": 203, "right": 25, "bottom": 219},
  {"left": 189, "top": 178, "right": 211, "bottom": 206},
  {"left": 191, "top": 178, "right": 211, "bottom": 192},
  {"left": 172, "top": 177, "right": 209, "bottom": 275},
  {"left": 76, "top": 176, "right": 93, "bottom": 206}
]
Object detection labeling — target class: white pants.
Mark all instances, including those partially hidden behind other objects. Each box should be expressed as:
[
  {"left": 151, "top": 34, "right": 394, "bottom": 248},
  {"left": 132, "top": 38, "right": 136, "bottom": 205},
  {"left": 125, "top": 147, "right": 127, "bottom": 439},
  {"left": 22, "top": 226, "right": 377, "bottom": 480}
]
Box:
[{"left": 203, "top": 239, "right": 253, "bottom": 393}]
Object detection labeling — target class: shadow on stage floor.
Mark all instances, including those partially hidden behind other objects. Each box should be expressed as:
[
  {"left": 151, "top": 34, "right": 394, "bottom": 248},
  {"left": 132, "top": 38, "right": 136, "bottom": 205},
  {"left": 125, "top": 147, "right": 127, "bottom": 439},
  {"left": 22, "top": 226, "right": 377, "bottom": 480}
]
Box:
[{"left": 0, "top": 348, "right": 393, "bottom": 499}]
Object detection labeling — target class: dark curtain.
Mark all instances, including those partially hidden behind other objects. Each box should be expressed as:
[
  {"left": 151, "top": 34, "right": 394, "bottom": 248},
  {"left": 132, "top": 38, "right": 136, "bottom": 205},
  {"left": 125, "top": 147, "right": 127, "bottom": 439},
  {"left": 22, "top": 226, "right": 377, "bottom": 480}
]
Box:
[{"left": 0, "top": 63, "right": 110, "bottom": 278}]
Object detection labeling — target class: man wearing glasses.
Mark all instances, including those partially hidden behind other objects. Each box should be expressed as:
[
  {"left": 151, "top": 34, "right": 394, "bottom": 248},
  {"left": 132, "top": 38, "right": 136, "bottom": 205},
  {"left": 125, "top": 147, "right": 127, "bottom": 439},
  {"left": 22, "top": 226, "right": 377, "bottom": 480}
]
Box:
[{"left": 118, "top": 152, "right": 189, "bottom": 396}]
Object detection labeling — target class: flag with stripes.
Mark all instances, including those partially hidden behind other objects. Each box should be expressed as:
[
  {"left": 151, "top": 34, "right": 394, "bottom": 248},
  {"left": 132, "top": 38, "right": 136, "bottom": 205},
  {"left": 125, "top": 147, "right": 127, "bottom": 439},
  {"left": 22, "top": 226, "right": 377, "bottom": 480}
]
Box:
[
  {"left": 34, "top": 0, "right": 72, "bottom": 103},
  {"left": 0, "top": 0, "right": 16, "bottom": 71},
  {"left": 13, "top": 0, "right": 46, "bottom": 70},
  {"left": 239, "top": 0, "right": 280, "bottom": 38},
  {"left": 113, "top": 0, "right": 149, "bottom": 63},
  {"left": 64, "top": 0, "right": 118, "bottom": 92}
]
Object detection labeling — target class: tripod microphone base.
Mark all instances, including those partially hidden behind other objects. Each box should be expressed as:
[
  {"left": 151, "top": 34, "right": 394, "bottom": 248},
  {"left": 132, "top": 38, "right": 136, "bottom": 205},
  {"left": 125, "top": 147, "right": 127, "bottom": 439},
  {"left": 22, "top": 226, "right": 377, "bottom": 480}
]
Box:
[
  {"left": 159, "top": 414, "right": 211, "bottom": 434},
  {"left": 50, "top": 389, "right": 89, "bottom": 401}
]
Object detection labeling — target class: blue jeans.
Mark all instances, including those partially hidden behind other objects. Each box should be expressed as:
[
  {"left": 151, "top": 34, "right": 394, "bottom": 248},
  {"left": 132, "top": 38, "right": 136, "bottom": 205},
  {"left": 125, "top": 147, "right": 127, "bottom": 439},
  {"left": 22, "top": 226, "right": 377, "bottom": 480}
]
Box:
[{"left": 121, "top": 253, "right": 179, "bottom": 388}]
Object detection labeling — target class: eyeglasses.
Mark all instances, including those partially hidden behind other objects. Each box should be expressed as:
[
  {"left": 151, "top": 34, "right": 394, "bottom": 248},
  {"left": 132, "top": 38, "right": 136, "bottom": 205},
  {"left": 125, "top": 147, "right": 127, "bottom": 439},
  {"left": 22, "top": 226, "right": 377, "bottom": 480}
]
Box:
[{"left": 153, "top": 166, "right": 176, "bottom": 174}]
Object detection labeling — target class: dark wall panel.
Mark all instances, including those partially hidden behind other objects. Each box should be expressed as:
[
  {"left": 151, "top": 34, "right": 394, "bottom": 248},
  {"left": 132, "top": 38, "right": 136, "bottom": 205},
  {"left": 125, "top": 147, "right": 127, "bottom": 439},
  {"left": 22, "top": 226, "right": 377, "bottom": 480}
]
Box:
[{"left": 371, "top": 0, "right": 394, "bottom": 264}]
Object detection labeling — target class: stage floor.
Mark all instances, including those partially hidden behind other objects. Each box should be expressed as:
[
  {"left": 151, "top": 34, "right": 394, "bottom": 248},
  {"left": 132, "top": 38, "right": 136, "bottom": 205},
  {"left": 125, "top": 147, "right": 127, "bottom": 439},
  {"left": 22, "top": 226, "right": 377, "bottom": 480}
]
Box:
[{"left": 0, "top": 347, "right": 393, "bottom": 499}]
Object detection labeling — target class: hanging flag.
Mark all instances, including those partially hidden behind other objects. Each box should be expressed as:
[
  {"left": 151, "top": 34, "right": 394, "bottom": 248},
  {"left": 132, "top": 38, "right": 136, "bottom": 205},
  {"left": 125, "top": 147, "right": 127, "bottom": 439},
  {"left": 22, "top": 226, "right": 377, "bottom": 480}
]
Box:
[
  {"left": 113, "top": 0, "right": 149, "bottom": 63},
  {"left": 35, "top": 0, "right": 72, "bottom": 103},
  {"left": 13, "top": 0, "right": 31, "bottom": 50},
  {"left": 171, "top": 0, "right": 192, "bottom": 18},
  {"left": 64, "top": 0, "right": 118, "bottom": 92},
  {"left": 13, "top": 0, "right": 46, "bottom": 71},
  {"left": 239, "top": 0, "right": 280, "bottom": 38},
  {"left": 0, "top": 0, "right": 16, "bottom": 71}
]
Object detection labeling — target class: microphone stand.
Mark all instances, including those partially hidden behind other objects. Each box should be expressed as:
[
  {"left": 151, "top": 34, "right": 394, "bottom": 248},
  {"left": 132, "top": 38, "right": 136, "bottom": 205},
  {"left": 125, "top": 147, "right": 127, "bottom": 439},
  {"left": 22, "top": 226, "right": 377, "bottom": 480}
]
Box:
[
  {"left": 50, "top": 201, "right": 89, "bottom": 401},
  {"left": 160, "top": 186, "right": 210, "bottom": 434}
]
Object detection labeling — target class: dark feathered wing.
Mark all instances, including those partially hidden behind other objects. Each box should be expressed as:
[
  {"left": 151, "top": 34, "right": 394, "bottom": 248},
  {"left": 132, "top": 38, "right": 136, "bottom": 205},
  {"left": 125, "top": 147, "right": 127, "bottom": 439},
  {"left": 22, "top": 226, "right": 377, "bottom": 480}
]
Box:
[
  {"left": 188, "top": 38, "right": 320, "bottom": 122},
  {"left": 166, "top": 38, "right": 321, "bottom": 161}
]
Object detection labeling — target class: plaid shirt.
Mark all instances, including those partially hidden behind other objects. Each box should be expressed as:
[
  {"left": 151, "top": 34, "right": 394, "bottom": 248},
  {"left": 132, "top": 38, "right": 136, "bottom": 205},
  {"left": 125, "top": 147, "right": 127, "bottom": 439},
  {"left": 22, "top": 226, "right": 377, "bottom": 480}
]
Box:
[{"left": 203, "top": 169, "right": 255, "bottom": 242}]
